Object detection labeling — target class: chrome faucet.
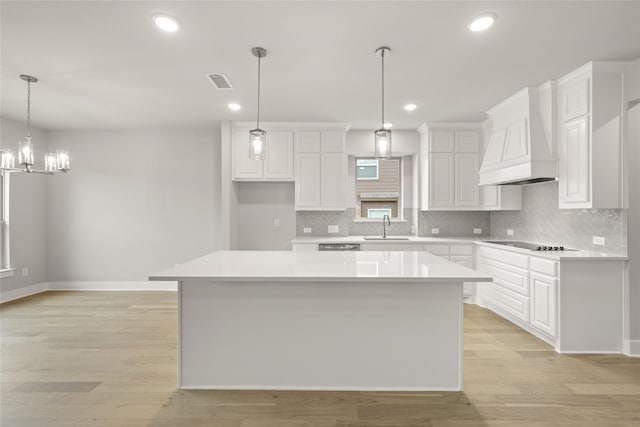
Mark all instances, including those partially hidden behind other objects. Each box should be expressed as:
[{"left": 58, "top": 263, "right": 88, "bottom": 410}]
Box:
[{"left": 382, "top": 214, "right": 391, "bottom": 238}]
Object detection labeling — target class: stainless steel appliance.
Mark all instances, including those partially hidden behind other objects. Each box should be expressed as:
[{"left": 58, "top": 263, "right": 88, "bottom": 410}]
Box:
[
  {"left": 483, "top": 241, "right": 577, "bottom": 252},
  {"left": 318, "top": 243, "right": 361, "bottom": 251}
]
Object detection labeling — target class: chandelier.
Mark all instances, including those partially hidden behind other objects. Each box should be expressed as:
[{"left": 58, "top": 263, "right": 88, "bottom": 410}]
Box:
[{"left": 0, "top": 75, "right": 70, "bottom": 174}]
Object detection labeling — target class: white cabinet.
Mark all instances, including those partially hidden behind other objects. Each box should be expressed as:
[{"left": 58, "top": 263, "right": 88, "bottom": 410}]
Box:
[
  {"left": 295, "top": 130, "right": 347, "bottom": 210},
  {"left": 530, "top": 272, "right": 557, "bottom": 337},
  {"left": 557, "top": 61, "right": 627, "bottom": 209},
  {"left": 419, "top": 125, "right": 482, "bottom": 210},
  {"left": 232, "top": 128, "right": 294, "bottom": 181},
  {"left": 480, "top": 185, "right": 522, "bottom": 211},
  {"left": 429, "top": 153, "right": 455, "bottom": 207}
]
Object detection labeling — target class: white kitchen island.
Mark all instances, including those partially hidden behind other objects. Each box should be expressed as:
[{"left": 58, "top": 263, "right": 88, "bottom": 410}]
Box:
[{"left": 150, "top": 250, "right": 491, "bottom": 391}]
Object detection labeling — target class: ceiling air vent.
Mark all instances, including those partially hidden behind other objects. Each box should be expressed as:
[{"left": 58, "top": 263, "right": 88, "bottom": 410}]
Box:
[{"left": 205, "top": 73, "right": 234, "bottom": 89}]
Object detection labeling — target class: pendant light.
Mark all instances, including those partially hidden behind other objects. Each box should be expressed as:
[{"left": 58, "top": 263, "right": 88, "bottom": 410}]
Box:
[
  {"left": 0, "top": 75, "right": 70, "bottom": 174},
  {"left": 374, "top": 47, "right": 392, "bottom": 159},
  {"left": 249, "top": 47, "right": 267, "bottom": 160}
]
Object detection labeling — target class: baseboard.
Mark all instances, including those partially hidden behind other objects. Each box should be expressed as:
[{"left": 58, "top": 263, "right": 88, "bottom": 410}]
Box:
[
  {"left": 0, "top": 282, "right": 48, "bottom": 304},
  {"left": 47, "top": 281, "right": 177, "bottom": 291},
  {"left": 623, "top": 339, "right": 640, "bottom": 357},
  {"left": 1, "top": 281, "right": 177, "bottom": 303}
]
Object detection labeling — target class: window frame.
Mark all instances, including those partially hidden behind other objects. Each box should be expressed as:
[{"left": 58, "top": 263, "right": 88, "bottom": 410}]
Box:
[
  {"left": 354, "top": 156, "right": 404, "bottom": 221},
  {"left": 0, "top": 171, "right": 13, "bottom": 277}
]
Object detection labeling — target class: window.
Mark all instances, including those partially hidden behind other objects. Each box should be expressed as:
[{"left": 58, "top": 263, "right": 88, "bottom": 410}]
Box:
[
  {"left": 356, "top": 159, "right": 379, "bottom": 180},
  {"left": 367, "top": 209, "right": 392, "bottom": 219},
  {"left": 0, "top": 172, "right": 10, "bottom": 272},
  {"left": 355, "top": 157, "right": 401, "bottom": 219}
]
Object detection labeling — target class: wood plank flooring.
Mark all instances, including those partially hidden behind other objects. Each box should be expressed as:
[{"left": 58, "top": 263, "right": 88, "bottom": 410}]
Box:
[{"left": 1, "top": 291, "right": 639, "bottom": 426}]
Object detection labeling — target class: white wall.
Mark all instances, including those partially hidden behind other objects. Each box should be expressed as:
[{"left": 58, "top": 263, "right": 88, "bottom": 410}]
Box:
[
  {"left": 0, "top": 117, "right": 49, "bottom": 293},
  {"left": 624, "top": 59, "right": 640, "bottom": 352},
  {"left": 233, "top": 182, "right": 296, "bottom": 250},
  {"left": 46, "top": 129, "right": 220, "bottom": 281}
]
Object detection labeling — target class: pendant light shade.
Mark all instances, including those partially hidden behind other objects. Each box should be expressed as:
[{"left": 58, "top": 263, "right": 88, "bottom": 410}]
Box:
[
  {"left": 374, "top": 47, "right": 392, "bottom": 159},
  {"left": 249, "top": 47, "right": 267, "bottom": 160},
  {"left": 374, "top": 129, "right": 391, "bottom": 159},
  {"left": 18, "top": 137, "right": 34, "bottom": 166}
]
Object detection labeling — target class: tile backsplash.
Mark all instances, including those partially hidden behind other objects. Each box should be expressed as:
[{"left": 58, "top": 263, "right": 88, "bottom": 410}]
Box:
[
  {"left": 418, "top": 211, "right": 491, "bottom": 237},
  {"left": 490, "top": 181, "right": 626, "bottom": 254},
  {"left": 296, "top": 211, "right": 349, "bottom": 236}
]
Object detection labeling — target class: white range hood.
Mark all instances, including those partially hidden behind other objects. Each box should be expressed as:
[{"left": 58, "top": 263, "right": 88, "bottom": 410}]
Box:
[{"left": 479, "top": 83, "right": 558, "bottom": 186}]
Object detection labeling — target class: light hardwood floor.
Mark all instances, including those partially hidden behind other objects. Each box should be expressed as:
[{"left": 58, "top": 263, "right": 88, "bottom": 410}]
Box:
[{"left": 1, "top": 291, "right": 639, "bottom": 427}]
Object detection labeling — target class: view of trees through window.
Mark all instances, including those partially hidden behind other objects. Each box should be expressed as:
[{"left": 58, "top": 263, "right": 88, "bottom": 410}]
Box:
[{"left": 355, "top": 158, "right": 401, "bottom": 219}]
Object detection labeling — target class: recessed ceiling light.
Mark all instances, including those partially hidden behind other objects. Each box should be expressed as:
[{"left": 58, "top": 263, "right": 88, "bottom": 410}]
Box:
[
  {"left": 228, "top": 103, "right": 242, "bottom": 111},
  {"left": 404, "top": 104, "right": 417, "bottom": 112},
  {"left": 152, "top": 13, "right": 180, "bottom": 32},
  {"left": 468, "top": 13, "right": 496, "bottom": 32},
  {"left": 383, "top": 123, "right": 393, "bottom": 130}
]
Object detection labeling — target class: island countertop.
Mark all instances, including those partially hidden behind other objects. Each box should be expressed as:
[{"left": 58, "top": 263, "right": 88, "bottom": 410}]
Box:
[{"left": 149, "top": 250, "right": 492, "bottom": 283}]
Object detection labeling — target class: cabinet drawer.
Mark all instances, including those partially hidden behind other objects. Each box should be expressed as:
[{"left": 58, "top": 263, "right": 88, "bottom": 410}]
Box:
[
  {"left": 425, "top": 244, "right": 450, "bottom": 256},
  {"left": 480, "top": 257, "right": 529, "bottom": 296},
  {"left": 530, "top": 257, "right": 558, "bottom": 277},
  {"left": 478, "top": 245, "right": 529, "bottom": 269},
  {"left": 482, "top": 283, "right": 530, "bottom": 323},
  {"left": 450, "top": 244, "right": 473, "bottom": 255}
]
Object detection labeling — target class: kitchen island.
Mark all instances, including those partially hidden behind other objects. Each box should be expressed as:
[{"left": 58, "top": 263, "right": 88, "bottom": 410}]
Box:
[{"left": 150, "top": 250, "right": 491, "bottom": 391}]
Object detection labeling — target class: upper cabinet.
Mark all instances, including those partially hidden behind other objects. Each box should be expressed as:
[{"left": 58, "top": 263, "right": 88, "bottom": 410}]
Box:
[
  {"left": 419, "top": 124, "right": 482, "bottom": 210},
  {"left": 295, "top": 128, "right": 349, "bottom": 210},
  {"left": 232, "top": 127, "right": 294, "bottom": 181},
  {"left": 557, "top": 61, "right": 628, "bottom": 209}
]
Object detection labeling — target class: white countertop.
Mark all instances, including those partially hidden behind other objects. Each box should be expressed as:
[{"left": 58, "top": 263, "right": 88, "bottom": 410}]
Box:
[
  {"left": 292, "top": 236, "right": 481, "bottom": 244},
  {"left": 292, "top": 236, "right": 628, "bottom": 261},
  {"left": 150, "top": 250, "right": 493, "bottom": 283}
]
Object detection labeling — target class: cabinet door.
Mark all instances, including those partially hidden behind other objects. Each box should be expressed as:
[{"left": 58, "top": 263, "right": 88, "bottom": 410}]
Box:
[
  {"left": 320, "top": 153, "right": 346, "bottom": 209},
  {"left": 264, "top": 131, "right": 294, "bottom": 180},
  {"left": 233, "top": 129, "right": 263, "bottom": 180},
  {"left": 559, "top": 115, "right": 590, "bottom": 206},
  {"left": 429, "top": 153, "right": 455, "bottom": 208},
  {"left": 296, "top": 131, "right": 321, "bottom": 153},
  {"left": 430, "top": 131, "right": 454, "bottom": 153},
  {"left": 530, "top": 272, "right": 557, "bottom": 337},
  {"left": 481, "top": 185, "right": 500, "bottom": 209},
  {"left": 560, "top": 76, "right": 590, "bottom": 121},
  {"left": 295, "top": 153, "right": 321, "bottom": 208},
  {"left": 321, "top": 131, "right": 345, "bottom": 153},
  {"left": 455, "top": 153, "right": 480, "bottom": 207},
  {"left": 455, "top": 131, "right": 479, "bottom": 153}
]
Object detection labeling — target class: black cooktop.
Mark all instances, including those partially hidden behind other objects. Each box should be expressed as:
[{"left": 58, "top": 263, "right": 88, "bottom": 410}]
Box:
[{"left": 483, "top": 241, "right": 578, "bottom": 252}]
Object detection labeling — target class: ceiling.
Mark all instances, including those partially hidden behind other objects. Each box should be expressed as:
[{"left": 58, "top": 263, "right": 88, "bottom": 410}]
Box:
[{"left": 1, "top": 1, "right": 640, "bottom": 131}]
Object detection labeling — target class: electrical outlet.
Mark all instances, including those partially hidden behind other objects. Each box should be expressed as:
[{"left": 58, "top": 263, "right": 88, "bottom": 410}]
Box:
[
  {"left": 21, "top": 267, "right": 29, "bottom": 277},
  {"left": 473, "top": 228, "right": 482, "bottom": 235},
  {"left": 273, "top": 218, "right": 280, "bottom": 228},
  {"left": 507, "top": 229, "right": 514, "bottom": 236},
  {"left": 431, "top": 228, "right": 440, "bottom": 235},
  {"left": 328, "top": 225, "right": 339, "bottom": 234},
  {"left": 593, "top": 236, "right": 605, "bottom": 246},
  {"left": 303, "top": 227, "right": 312, "bottom": 234}
]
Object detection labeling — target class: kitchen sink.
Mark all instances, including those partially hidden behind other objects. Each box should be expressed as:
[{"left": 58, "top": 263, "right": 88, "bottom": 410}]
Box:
[{"left": 363, "top": 236, "right": 411, "bottom": 241}]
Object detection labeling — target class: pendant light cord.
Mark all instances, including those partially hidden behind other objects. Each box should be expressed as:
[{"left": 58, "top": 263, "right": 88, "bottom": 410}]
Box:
[
  {"left": 256, "top": 54, "right": 261, "bottom": 129},
  {"left": 26, "top": 79, "right": 32, "bottom": 138},
  {"left": 381, "top": 49, "right": 385, "bottom": 127}
]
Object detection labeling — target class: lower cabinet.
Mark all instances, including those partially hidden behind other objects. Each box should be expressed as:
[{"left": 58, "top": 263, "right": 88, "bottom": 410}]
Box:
[
  {"left": 529, "top": 272, "right": 557, "bottom": 337},
  {"left": 477, "top": 245, "right": 557, "bottom": 342}
]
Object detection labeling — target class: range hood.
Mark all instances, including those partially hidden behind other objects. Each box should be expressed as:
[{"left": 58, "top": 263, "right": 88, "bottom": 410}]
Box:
[{"left": 479, "top": 83, "right": 558, "bottom": 186}]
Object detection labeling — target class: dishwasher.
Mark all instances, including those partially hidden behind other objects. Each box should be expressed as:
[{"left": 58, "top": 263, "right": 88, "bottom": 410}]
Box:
[{"left": 318, "top": 243, "right": 360, "bottom": 251}]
